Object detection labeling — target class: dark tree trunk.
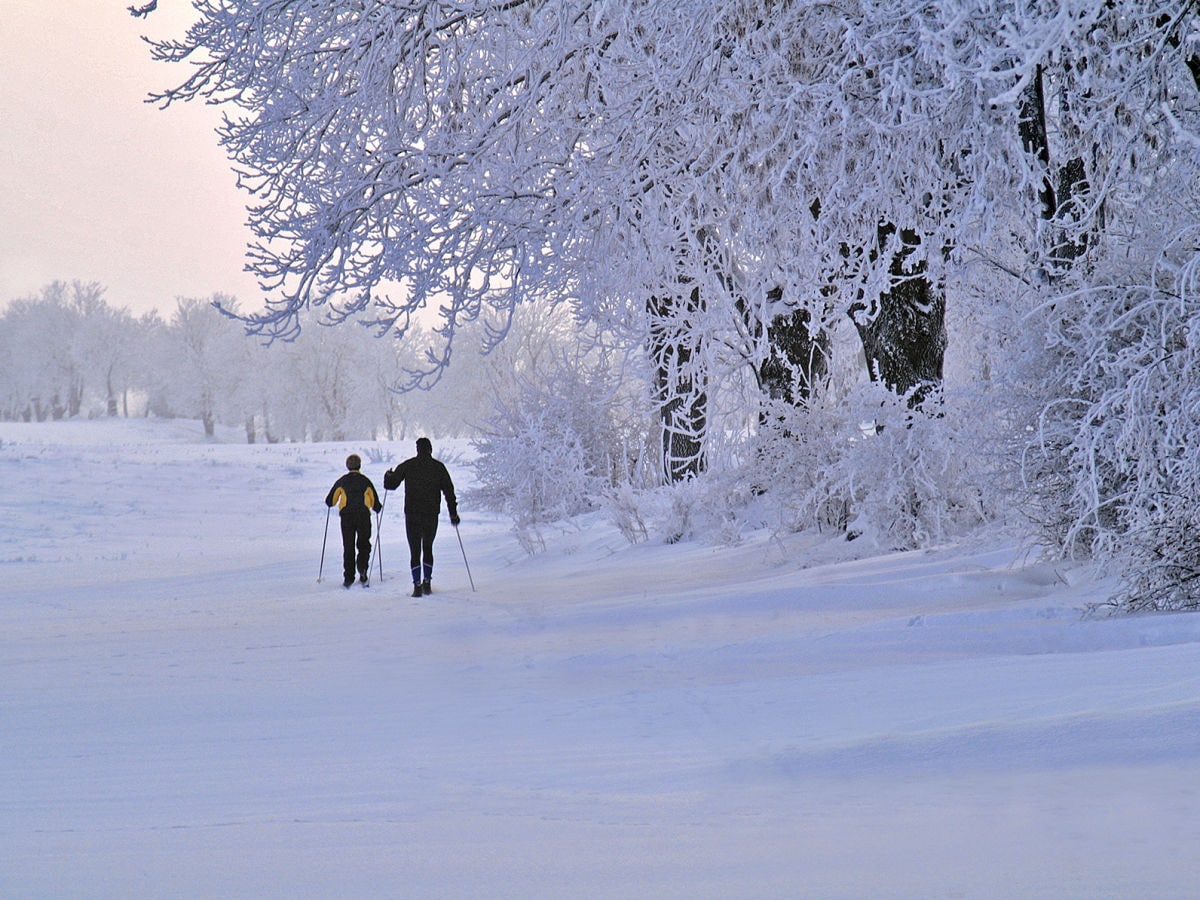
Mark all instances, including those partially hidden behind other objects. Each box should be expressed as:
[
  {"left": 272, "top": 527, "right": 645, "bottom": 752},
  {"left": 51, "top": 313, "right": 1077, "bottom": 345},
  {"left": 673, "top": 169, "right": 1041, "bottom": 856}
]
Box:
[
  {"left": 850, "top": 225, "right": 947, "bottom": 410},
  {"left": 1158, "top": 12, "right": 1200, "bottom": 94},
  {"left": 757, "top": 287, "right": 830, "bottom": 407},
  {"left": 1019, "top": 64, "right": 1092, "bottom": 278},
  {"left": 1050, "top": 155, "right": 1090, "bottom": 269},
  {"left": 1018, "top": 65, "right": 1056, "bottom": 221},
  {"left": 648, "top": 286, "right": 707, "bottom": 483}
]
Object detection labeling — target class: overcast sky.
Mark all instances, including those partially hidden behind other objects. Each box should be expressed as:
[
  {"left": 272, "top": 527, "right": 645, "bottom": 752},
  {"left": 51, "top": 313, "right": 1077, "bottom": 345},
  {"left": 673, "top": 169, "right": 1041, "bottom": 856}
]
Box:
[{"left": 1, "top": 2, "right": 262, "bottom": 316}]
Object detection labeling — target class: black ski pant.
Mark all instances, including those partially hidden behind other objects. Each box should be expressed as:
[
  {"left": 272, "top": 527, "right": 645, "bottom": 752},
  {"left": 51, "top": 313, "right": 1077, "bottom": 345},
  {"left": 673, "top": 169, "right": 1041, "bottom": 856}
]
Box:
[
  {"left": 406, "top": 511, "right": 439, "bottom": 584},
  {"left": 340, "top": 508, "right": 373, "bottom": 580}
]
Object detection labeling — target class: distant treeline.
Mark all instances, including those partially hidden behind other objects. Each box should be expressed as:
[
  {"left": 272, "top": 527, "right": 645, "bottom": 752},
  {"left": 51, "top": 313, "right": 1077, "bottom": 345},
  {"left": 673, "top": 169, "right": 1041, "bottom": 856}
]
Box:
[{"left": 0, "top": 281, "right": 486, "bottom": 441}]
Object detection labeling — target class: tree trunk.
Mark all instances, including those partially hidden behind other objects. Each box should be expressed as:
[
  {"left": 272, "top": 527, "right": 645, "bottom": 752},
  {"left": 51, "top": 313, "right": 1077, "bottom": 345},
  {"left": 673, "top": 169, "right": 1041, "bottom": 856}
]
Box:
[
  {"left": 757, "top": 287, "right": 830, "bottom": 408},
  {"left": 262, "top": 404, "right": 279, "bottom": 443},
  {"left": 67, "top": 376, "right": 84, "bottom": 419},
  {"left": 106, "top": 366, "right": 119, "bottom": 417},
  {"left": 1050, "top": 155, "right": 1090, "bottom": 270},
  {"left": 850, "top": 225, "right": 946, "bottom": 410},
  {"left": 648, "top": 286, "right": 707, "bottom": 483},
  {"left": 202, "top": 408, "right": 216, "bottom": 438},
  {"left": 1019, "top": 65, "right": 1092, "bottom": 279}
]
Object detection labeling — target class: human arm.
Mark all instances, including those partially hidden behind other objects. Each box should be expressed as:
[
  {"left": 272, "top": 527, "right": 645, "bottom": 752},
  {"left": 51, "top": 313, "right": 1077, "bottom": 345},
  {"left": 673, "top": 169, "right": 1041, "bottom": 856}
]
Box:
[
  {"left": 442, "top": 465, "right": 460, "bottom": 525},
  {"left": 383, "top": 464, "right": 403, "bottom": 492}
]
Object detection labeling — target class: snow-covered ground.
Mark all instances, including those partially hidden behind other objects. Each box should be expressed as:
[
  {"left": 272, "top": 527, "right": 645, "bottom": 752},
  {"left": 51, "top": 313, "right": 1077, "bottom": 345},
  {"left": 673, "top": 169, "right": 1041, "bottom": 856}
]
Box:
[{"left": 3, "top": 418, "right": 1198, "bottom": 898}]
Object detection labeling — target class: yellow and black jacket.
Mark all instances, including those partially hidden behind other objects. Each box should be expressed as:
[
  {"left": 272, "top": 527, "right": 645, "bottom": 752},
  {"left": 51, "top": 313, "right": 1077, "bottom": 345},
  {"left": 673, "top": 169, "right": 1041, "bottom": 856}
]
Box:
[{"left": 325, "top": 471, "right": 383, "bottom": 516}]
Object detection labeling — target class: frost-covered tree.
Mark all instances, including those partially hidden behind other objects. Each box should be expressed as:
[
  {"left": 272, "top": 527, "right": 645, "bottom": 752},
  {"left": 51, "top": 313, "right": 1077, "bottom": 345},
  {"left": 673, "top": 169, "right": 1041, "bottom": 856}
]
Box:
[
  {"left": 1024, "top": 200, "right": 1200, "bottom": 613},
  {"left": 147, "top": 1, "right": 593, "bottom": 362},
  {"left": 1, "top": 289, "right": 163, "bottom": 425},
  {"left": 471, "top": 322, "right": 652, "bottom": 542},
  {"left": 358, "top": 330, "right": 415, "bottom": 442},
  {"left": 290, "top": 323, "right": 378, "bottom": 441},
  {"left": 992, "top": 2, "right": 1200, "bottom": 610},
  {"left": 165, "top": 296, "right": 254, "bottom": 437},
  {"left": 0, "top": 313, "right": 15, "bottom": 419},
  {"left": 0, "top": 283, "right": 109, "bottom": 422},
  {"left": 139, "top": 0, "right": 1200, "bottom": 602},
  {"left": 0, "top": 297, "right": 51, "bottom": 420},
  {"left": 134, "top": 309, "right": 173, "bottom": 419},
  {"left": 76, "top": 295, "right": 140, "bottom": 417}
]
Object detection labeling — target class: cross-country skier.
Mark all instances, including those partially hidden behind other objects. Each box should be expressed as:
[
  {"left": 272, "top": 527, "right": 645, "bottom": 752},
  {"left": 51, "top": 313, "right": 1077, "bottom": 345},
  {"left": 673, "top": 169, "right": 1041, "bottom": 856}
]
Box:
[
  {"left": 325, "top": 453, "right": 384, "bottom": 588},
  {"left": 383, "top": 437, "right": 460, "bottom": 597}
]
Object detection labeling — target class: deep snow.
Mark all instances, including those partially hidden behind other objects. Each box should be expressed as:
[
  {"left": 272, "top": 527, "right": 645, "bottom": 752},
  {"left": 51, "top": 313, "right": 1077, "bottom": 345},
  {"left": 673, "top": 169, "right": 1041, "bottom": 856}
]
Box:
[{"left": 2, "top": 419, "right": 1198, "bottom": 898}]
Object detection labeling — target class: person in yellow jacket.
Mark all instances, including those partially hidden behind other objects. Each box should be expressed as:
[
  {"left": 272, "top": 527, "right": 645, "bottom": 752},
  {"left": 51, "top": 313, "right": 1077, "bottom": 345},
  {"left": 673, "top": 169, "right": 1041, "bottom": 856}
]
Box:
[{"left": 325, "top": 454, "right": 384, "bottom": 588}]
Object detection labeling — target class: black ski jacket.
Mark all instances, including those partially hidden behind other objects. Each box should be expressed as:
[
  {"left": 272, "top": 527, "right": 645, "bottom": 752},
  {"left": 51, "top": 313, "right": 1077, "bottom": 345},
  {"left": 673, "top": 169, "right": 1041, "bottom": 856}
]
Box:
[
  {"left": 325, "top": 471, "right": 383, "bottom": 516},
  {"left": 384, "top": 452, "right": 458, "bottom": 519}
]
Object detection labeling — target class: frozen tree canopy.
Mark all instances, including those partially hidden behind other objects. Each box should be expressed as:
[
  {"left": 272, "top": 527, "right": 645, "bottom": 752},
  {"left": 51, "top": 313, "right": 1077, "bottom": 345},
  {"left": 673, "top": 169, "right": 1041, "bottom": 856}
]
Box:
[{"left": 121, "top": 0, "right": 1200, "bottom": 609}]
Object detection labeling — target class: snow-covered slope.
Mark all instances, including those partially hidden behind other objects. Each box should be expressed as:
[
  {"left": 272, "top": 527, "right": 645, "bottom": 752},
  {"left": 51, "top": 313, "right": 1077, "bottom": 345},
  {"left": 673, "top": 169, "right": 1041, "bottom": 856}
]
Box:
[{"left": 3, "top": 419, "right": 1197, "bottom": 897}]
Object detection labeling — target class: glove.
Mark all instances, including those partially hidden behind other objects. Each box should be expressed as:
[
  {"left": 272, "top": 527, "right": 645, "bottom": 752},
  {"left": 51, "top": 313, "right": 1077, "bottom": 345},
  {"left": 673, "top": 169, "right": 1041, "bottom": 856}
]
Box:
[{"left": 450, "top": 514, "right": 461, "bottom": 526}]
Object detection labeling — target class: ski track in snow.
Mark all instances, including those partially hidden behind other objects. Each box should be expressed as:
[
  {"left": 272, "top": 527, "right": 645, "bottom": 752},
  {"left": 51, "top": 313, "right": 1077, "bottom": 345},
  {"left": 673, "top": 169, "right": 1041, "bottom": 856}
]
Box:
[{"left": 2, "top": 420, "right": 1199, "bottom": 897}]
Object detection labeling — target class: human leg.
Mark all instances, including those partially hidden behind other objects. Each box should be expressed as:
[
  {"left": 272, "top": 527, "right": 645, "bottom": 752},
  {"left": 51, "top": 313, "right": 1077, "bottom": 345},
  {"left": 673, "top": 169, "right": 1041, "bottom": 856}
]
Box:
[
  {"left": 339, "top": 514, "right": 356, "bottom": 586},
  {"left": 420, "top": 515, "right": 439, "bottom": 593},
  {"left": 406, "top": 514, "right": 424, "bottom": 591},
  {"left": 354, "top": 511, "right": 373, "bottom": 580}
]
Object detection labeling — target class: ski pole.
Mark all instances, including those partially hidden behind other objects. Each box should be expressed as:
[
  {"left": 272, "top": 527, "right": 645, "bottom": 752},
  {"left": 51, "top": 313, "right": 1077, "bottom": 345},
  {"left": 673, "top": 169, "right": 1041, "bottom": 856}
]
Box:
[
  {"left": 373, "top": 489, "right": 388, "bottom": 583},
  {"left": 318, "top": 505, "right": 331, "bottom": 583},
  {"left": 454, "top": 523, "right": 476, "bottom": 592}
]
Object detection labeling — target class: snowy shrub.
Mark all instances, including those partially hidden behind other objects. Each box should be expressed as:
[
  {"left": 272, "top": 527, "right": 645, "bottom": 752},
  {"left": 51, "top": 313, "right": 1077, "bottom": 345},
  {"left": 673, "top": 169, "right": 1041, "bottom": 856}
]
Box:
[
  {"left": 607, "top": 482, "right": 649, "bottom": 545},
  {"left": 662, "top": 479, "right": 702, "bottom": 545},
  {"left": 469, "top": 345, "right": 651, "bottom": 544},
  {"left": 472, "top": 388, "right": 598, "bottom": 525},
  {"left": 744, "top": 383, "right": 991, "bottom": 551},
  {"left": 512, "top": 523, "right": 547, "bottom": 556},
  {"left": 1116, "top": 496, "right": 1200, "bottom": 614},
  {"left": 1026, "top": 225, "right": 1200, "bottom": 612}
]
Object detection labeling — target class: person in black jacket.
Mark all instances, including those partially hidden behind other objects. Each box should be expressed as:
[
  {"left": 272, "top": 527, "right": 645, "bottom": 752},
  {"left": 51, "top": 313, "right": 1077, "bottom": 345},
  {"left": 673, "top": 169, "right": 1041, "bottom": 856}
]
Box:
[
  {"left": 384, "top": 437, "right": 459, "bottom": 597},
  {"left": 325, "top": 453, "right": 384, "bottom": 588}
]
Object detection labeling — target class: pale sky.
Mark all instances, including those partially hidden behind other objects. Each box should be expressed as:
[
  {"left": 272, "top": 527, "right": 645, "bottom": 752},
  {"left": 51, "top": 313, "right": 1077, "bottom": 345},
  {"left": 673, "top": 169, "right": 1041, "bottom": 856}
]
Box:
[{"left": 1, "top": 1, "right": 262, "bottom": 316}]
